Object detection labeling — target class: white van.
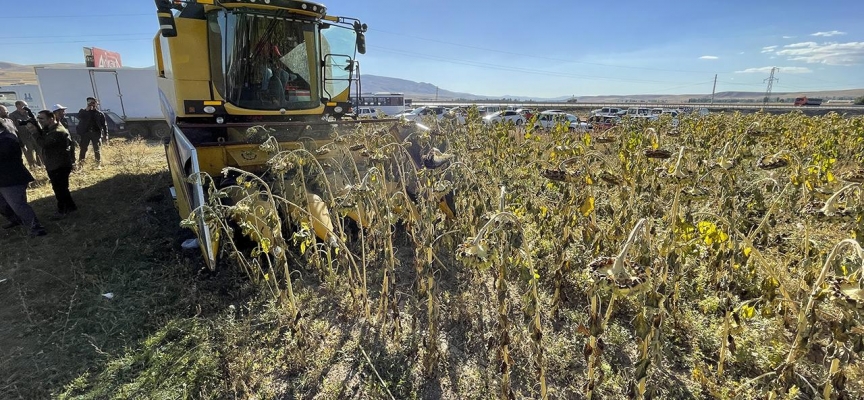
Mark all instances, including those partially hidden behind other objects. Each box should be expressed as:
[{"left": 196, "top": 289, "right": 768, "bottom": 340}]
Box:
[{"left": 356, "top": 107, "right": 379, "bottom": 119}]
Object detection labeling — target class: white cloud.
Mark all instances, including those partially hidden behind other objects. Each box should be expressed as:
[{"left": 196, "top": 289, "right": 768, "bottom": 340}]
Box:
[
  {"left": 761, "top": 45, "right": 777, "bottom": 53},
  {"left": 775, "top": 41, "right": 864, "bottom": 65},
  {"left": 699, "top": 55, "right": 718, "bottom": 60},
  {"left": 739, "top": 52, "right": 745, "bottom": 55},
  {"left": 782, "top": 35, "right": 796, "bottom": 39},
  {"left": 786, "top": 42, "right": 817, "bottom": 48},
  {"left": 734, "top": 66, "right": 813, "bottom": 74},
  {"left": 811, "top": 30, "right": 846, "bottom": 37}
]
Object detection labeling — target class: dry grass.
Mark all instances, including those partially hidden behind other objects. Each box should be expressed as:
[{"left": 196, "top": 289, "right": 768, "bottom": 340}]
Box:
[{"left": 0, "top": 138, "right": 197, "bottom": 398}]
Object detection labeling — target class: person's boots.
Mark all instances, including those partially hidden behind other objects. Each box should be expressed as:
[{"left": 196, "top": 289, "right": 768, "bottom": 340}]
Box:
[{"left": 29, "top": 222, "right": 47, "bottom": 237}]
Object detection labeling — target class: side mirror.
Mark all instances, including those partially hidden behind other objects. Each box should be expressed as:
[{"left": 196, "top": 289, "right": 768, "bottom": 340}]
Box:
[
  {"left": 353, "top": 21, "right": 367, "bottom": 55},
  {"left": 155, "top": 0, "right": 178, "bottom": 37},
  {"left": 356, "top": 32, "right": 366, "bottom": 54}
]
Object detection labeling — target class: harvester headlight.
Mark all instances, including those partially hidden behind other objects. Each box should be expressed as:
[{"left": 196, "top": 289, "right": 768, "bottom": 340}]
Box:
[
  {"left": 334, "top": 106, "right": 344, "bottom": 113},
  {"left": 203, "top": 106, "right": 216, "bottom": 114},
  {"left": 216, "top": 117, "right": 225, "bottom": 124}
]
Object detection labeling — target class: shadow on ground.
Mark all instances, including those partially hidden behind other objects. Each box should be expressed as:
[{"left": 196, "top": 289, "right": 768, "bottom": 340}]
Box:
[{"left": 0, "top": 167, "right": 245, "bottom": 398}]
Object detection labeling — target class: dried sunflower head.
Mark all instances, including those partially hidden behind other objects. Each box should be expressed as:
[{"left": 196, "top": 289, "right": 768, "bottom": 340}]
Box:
[
  {"left": 826, "top": 276, "right": 864, "bottom": 310},
  {"left": 589, "top": 256, "right": 649, "bottom": 295},
  {"left": 841, "top": 169, "right": 864, "bottom": 183},
  {"left": 644, "top": 148, "right": 672, "bottom": 159},
  {"left": 541, "top": 167, "right": 580, "bottom": 182},
  {"left": 599, "top": 171, "right": 623, "bottom": 186},
  {"left": 756, "top": 156, "right": 789, "bottom": 170}
]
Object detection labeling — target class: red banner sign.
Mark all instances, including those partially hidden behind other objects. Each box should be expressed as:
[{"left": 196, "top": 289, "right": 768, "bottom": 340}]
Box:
[{"left": 84, "top": 47, "right": 122, "bottom": 68}]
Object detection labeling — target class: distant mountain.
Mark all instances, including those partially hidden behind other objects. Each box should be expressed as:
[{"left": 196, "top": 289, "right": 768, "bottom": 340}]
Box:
[
  {"left": 0, "top": 62, "right": 85, "bottom": 85},
  {"left": 563, "top": 89, "right": 864, "bottom": 103},
  {"left": 359, "top": 74, "right": 864, "bottom": 102},
  {"left": 357, "top": 74, "right": 486, "bottom": 100}
]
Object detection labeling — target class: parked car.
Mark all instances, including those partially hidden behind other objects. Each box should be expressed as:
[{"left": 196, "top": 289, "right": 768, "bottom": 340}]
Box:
[
  {"left": 658, "top": 110, "right": 680, "bottom": 127},
  {"left": 395, "top": 106, "right": 448, "bottom": 122},
  {"left": 483, "top": 110, "right": 524, "bottom": 125},
  {"left": 515, "top": 108, "right": 537, "bottom": 120},
  {"left": 588, "top": 115, "right": 621, "bottom": 132},
  {"left": 64, "top": 110, "right": 130, "bottom": 138},
  {"left": 445, "top": 107, "right": 469, "bottom": 124},
  {"left": 590, "top": 107, "right": 623, "bottom": 117},
  {"left": 356, "top": 107, "right": 379, "bottom": 119},
  {"left": 476, "top": 106, "right": 501, "bottom": 117},
  {"left": 533, "top": 111, "right": 591, "bottom": 132},
  {"left": 625, "top": 107, "right": 658, "bottom": 121}
]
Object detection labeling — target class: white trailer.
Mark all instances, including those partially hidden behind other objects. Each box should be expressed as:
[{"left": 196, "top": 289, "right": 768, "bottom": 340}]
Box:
[
  {"left": 0, "top": 84, "right": 44, "bottom": 112},
  {"left": 34, "top": 67, "right": 169, "bottom": 138}
]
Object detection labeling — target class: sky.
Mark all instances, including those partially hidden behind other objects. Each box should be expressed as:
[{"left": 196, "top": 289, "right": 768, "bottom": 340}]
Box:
[{"left": 1, "top": 0, "right": 863, "bottom": 98}]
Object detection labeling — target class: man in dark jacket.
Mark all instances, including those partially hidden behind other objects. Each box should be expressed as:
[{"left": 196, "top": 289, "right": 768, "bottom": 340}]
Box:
[
  {"left": 7, "top": 100, "right": 43, "bottom": 168},
  {"left": 76, "top": 97, "right": 108, "bottom": 168},
  {"left": 0, "top": 105, "right": 47, "bottom": 237},
  {"left": 35, "top": 110, "right": 77, "bottom": 218}
]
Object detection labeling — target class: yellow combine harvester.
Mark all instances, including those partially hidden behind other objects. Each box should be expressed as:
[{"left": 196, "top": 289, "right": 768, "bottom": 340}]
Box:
[{"left": 153, "top": 0, "right": 453, "bottom": 269}]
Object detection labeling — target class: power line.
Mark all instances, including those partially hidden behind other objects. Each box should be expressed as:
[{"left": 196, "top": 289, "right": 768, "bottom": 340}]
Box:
[
  {"left": 0, "top": 13, "right": 152, "bottom": 19},
  {"left": 0, "top": 38, "right": 153, "bottom": 46},
  {"left": 3, "top": 32, "right": 154, "bottom": 39}
]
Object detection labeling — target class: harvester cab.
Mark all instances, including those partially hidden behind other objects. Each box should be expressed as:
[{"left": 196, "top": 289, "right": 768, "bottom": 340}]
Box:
[{"left": 153, "top": 0, "right": 449, "bottom": 269}]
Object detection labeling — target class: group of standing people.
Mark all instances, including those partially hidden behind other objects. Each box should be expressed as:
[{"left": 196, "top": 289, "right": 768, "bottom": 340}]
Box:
[{"left": 0, "top": 97, "right": 109, "bottom": 237}]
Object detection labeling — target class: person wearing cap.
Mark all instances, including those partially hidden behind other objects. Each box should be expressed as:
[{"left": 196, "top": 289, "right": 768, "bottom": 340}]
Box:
[
  {"left": 7, "top": 100, "right": 43, "bottom": 168},
  {"left": 52, "top": 104, "right": 78, "bottom": 169},
  {"left": 0, "top": 105, "right": 48, "bottom": 237},
  {"left": 52, "top": 104, "right": 70, "bottom": 130},
  {"left": 34, "top": 110, "right": 77, "bottom": 218}
]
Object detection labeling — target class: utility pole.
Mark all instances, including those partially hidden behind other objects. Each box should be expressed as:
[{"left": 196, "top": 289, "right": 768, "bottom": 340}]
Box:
[
  {"left": 710, "top": 74, "right": 717, "bottom": 104},
  {"left": 763, "top": 67, "right": 779, "bottom": 105}
]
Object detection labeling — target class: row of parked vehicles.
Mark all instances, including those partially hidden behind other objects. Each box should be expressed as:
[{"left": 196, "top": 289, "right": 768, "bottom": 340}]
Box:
[
  {"left": 392, "top": 106, "right": 594, "bottom": 132},
  {"left": 352, "top": 104, "right": 709, "bottom": 133}
]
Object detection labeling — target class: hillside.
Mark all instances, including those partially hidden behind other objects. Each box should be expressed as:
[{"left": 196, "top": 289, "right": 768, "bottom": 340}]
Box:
[
  {"left": 572, "top": 89, "right": 864, "bottom": 104},
  {"left": 357, "top": 74, "right": 485, "bottom": 100},
  {"left": 3, "top": 61, "right": 862, "bottom": 102},
  {"left": 0, "top": 62, "right": 84, "bottom": 85}
]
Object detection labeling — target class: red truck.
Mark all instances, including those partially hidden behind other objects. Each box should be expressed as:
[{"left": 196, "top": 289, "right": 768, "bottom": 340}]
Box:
[{"left": 794, "top": 96, "right": 823, "bottom": 106}]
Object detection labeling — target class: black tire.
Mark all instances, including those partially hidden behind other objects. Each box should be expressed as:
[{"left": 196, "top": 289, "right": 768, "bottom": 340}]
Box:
[
  {"left": 515, "top": 119, "right": 523, "bottom": 125},
  {"left": 150, "top": 123, "right": 171, "bottom": 139},
  {"left": 129, "top": 123, "right": 148, "bottom": 138}
]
